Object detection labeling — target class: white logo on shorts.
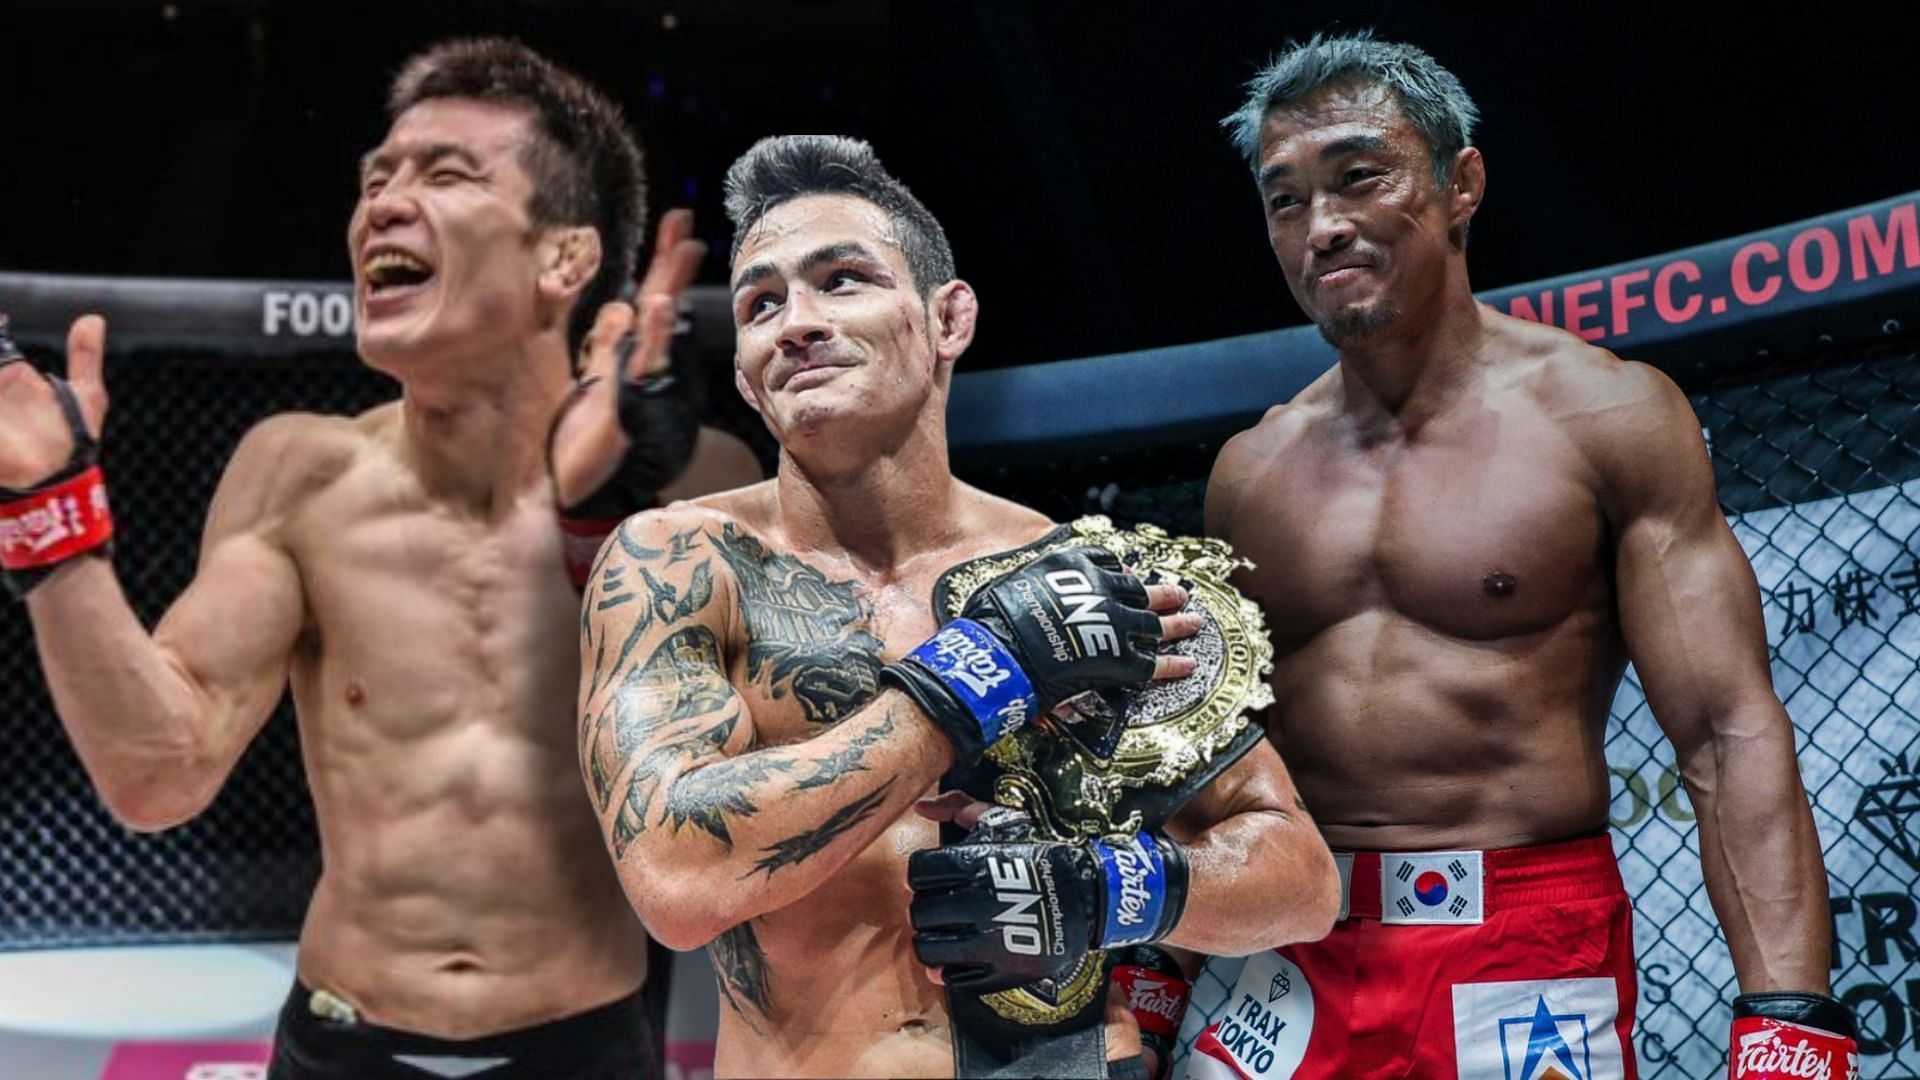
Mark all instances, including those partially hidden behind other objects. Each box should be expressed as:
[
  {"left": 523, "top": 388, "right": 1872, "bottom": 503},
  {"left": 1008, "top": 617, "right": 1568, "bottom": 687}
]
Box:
[
  {"left": 186, "top": 1066, "right": 267, "bottom": 1080},
  {"left": 1452, "top": 977, "right": 1626, "bottom": 1080},
  {"left": 1188, "top": 951, "right": 1314, "bottom": 1079}
]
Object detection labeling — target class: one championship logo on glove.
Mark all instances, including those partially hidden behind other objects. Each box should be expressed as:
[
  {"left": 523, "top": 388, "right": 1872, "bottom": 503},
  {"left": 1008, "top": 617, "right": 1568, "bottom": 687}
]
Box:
[
  {"left": 987, "top": 853, "right": 1064, "bottom": 958},
  {"left": 931, "top": 515, "right": 1274, "bottom": 1028},
  {"left": 1038, "top": 568, "right": 1120, "bottom": 657}
]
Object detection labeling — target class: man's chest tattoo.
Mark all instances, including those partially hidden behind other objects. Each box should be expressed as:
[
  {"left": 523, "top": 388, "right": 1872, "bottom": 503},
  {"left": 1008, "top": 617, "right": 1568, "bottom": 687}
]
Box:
[{"left": 710, "top": 523, "right": 884, "bottom": 725}]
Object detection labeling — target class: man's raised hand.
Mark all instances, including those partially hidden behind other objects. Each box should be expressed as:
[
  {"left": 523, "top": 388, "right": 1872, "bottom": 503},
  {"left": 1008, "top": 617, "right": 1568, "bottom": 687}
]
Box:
[{"left": 0, "top": 315, "right": 108, "bottom": 490}]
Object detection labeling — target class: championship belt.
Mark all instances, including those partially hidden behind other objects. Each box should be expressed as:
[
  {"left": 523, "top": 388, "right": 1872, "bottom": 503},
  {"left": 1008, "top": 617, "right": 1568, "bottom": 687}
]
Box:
[{"left": 935, "top": 515, "right": 1274, "bottom": 1078}]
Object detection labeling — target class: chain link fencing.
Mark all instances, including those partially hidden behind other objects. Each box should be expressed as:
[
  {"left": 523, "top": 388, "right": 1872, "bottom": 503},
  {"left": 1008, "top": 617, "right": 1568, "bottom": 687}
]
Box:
[
  {"left": 4, "top": 331, "right": 1920, "bottom": 1075},
  {"left": 1165, "top": 340, "right": 1920, "bottom": 1079}
]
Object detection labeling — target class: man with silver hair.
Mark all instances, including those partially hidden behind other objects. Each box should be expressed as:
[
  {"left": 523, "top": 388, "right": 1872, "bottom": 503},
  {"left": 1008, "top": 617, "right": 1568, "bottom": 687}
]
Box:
[{"left": 1196, "top": 31, "right": 1854, "bottom": 1080}]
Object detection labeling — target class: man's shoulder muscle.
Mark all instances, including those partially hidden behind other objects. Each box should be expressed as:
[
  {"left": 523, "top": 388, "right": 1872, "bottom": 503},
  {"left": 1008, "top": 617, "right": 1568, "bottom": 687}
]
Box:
[
  {"left": 594, "top": 504, "right": 744, "bottom": 590},
  {"left": 958, "top": 483, "right": 1056, "bottom": 539},
  {"left": 1524, "top": 344, "right": 1696, "bottom": 469},
  {"left": 1496, "top": 318, "right": 1705, "bottom": 519},
  {"left": 1493, "top": 312, "right": 1676, "bottom": 427},
  {"left": 1207, "top": 398, "right": 1321, "bottom": 538},
  {"left": 208, "top": 410, "right": 366, "bottom": 542}
]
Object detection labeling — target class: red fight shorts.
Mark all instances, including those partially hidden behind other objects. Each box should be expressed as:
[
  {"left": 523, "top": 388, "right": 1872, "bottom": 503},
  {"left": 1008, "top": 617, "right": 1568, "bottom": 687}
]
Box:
[{"left": 1187, "top": 835, "right": 1638, "bottom": 1080}]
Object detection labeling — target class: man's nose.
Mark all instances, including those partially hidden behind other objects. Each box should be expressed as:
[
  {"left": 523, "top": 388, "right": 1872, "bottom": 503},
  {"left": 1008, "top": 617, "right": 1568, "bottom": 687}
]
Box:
[
  {"left": 364, "top": 182, "right": 421, "bottom": 231},
  {"left": 777, "top": 289, "right": 833, "bottom": 353},
  {"left": 1307, "top": 194, "right": 1356, "bottom": 254}
]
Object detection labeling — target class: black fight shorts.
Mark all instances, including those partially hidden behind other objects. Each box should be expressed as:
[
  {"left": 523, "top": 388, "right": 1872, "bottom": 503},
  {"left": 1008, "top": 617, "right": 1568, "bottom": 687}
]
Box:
[{"left": 267, "top": 980, "right": 659, "bottom": 1080}]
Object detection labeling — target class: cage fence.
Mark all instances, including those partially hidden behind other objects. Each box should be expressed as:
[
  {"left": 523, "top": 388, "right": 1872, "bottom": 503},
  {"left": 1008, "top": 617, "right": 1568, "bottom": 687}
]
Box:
[{"left": 3, "top": 334, "right": 1920, "bottom": 1077}]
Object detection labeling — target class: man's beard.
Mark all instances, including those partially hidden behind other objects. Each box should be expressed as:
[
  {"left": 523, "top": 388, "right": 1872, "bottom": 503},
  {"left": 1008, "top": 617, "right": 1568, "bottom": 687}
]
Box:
[{"left": 1314, "top": 299, "right": 1399, "bottom": 348}]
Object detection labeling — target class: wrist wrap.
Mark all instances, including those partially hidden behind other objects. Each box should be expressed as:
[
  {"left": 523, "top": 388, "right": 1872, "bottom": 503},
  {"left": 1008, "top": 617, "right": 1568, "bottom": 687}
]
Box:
[
  {"left": 611, "top": 364, "right": 699, "bottom": 495},
  {"left": 1729, "top": 991, "right": 1858, "bottom": 1079},
  {"left": 0, "top": 337, "right": 112, "bottom": 598},
  {"left": 1111, "top": 944, "right": 1190, "bottom": 1080},
  {"left": 1093, "top": 831, "right": 1188, "bottom": 948},
  {"left": 883, "top": 618, "right": 1039, "bottom": 760}
]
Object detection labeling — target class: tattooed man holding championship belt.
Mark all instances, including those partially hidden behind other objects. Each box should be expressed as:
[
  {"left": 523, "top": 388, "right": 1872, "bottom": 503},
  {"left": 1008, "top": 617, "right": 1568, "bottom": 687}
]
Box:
[{"left": 577, "top": 135, "right": 1340, "bottom": 1079}]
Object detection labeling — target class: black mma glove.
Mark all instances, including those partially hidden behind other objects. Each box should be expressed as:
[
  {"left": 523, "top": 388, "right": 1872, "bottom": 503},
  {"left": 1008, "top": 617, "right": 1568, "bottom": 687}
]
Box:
[
  {"left": 553, "top": 321, "right": 701, "bottom": 589},
  {"left": 561, "top": 326, "right": 701, "bottom": 516},
  {"left": 1728, "top": 991, "right": 1857, "bottom": 1079},
  {"left": 0, "top": 326, "right": 113, "bottom": 599},
  {"left": 881, "top": 547, "right": 1161, "bottom": 762},
  {"left": 608, "top": 328, "right": 700, "bottom": 497},
  {"left": 909, "top": 807, "right": 1189, "bottom": 994}
]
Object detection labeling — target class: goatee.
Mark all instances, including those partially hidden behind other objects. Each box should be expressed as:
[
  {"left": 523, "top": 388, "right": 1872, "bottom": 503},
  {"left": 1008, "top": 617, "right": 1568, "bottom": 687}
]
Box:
[{"left": 1316, "top": 301, "right": 1399, "bottom": 348}]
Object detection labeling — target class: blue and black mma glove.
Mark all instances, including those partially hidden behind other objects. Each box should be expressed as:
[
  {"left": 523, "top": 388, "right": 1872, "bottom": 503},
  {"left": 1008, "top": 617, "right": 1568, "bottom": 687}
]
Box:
[
  {"left": 881, "top": 547, "right": 1163, "bottom": 763},
  {"left": 908, "top": 807, "right": 1191, "bottom": 993}
]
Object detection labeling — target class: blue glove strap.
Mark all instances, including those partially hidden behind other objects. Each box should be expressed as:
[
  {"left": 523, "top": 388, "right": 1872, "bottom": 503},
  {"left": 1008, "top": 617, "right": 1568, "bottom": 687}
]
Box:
[
  {"left": 905, "top": 618, "right": 1038, "bottom": 746},
  {"left": 1093, "top": 832, "right": 1170, "bottom": 948}
]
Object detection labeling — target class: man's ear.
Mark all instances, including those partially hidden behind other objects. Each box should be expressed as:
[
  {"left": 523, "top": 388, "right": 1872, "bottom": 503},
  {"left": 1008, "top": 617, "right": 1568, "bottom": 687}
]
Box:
[
  {"left": 539, "top": 226, "right": 604, "bottom": 304},
  {"left": 1448, "top": 147, "right": 1485, "bottom": 232},
  {"left": 929, "top": 279, "right": 979, "bottom": 367},
  {"left": 734, "top": 360, "right": 762, "bottom": 414}
]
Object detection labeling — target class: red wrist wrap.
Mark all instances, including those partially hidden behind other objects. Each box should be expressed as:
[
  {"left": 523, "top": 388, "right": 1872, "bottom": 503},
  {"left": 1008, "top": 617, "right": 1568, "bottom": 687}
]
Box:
[
  {"left": 0, "top": 465, "right": 114, "bottom": 572},
  {"left": 559, "top": 515, "right": 621, "bottom": 590},
  {"left": 1114, "top": 959, "right": 1191, "bottom": 1044},
  {"left": 1729, "top": 1015, "right": 1857, "bottom": 1079}
]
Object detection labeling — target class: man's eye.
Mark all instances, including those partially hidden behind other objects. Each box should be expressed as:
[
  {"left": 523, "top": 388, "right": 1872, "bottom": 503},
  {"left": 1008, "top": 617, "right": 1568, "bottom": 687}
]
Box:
[
  {"left": 429, "top": 169, "right": 469, "bottom": 185},
  {"left": 362, "top": 177, "right": 388, "bottom": 198},
  {"left": 1343, "top": 168, "right": 1379, "bottom": 186},
  {"left": 825, "top": 269, "right": 863, "bottom": 290},
  {"left": 1268, "top": 193, "right": 1300, "bottom": 212},
  {"left": 748, "top": 294, "right": 782, "bottom": 319}
]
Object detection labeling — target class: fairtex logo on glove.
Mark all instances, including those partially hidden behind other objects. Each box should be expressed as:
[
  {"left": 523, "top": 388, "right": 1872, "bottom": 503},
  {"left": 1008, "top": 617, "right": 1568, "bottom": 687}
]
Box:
[
  {"left": 1730, "top": 1017, "right": 1857, "bottom": 1080},
  {"left": 1095, "top": 834, "right": 1167, "bottom": 947},
  {"left": 910, "top": 619, "right": 1037, "bottom": 743},
  {"left": 930, "top": 626, "right": 1014, "bottom": 697},
  {"left": 1120, "top": 974, "right": 1188, "bottom": 1033}
]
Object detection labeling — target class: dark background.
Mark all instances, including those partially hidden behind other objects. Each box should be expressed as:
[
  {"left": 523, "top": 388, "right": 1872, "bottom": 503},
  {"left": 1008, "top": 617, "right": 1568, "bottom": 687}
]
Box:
[{"left": 3, "top": 0, "right": 1915, "bottom": 369}]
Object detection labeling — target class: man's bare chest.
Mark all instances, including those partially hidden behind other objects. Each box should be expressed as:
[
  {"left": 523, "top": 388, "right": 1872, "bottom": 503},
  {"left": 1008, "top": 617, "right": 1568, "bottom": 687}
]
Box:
[
  {"left": 1236, "top": 425, "right": 1608, "bottom": 644},
  {"left": 286, "top": 493, "right": 580, "bottom": 732}
]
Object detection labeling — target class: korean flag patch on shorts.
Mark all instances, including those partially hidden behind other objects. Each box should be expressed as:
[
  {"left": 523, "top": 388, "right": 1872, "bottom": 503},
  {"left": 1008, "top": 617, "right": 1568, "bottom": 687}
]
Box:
[{"left": 1381, "top": 851, "right": 1483, "bottom": 924}]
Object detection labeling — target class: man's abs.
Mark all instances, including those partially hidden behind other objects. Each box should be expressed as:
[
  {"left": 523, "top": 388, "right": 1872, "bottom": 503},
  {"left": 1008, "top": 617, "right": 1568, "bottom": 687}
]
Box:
[
  {"left": 287, "top": 661, "right": 648, "bottom": 1036},
  {"left": 278, "top": 453, "right": 647, "bottom": 1037},
  {"left": 1270, "top": 606, "right": 1625, "bottom": 852},
  {"left": 708, "top": 812, "right": 951, "bottom": 1078}
]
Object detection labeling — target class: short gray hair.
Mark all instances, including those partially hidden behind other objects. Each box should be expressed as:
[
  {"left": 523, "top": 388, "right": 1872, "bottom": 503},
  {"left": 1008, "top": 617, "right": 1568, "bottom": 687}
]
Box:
[{"left": 1222, "top": 32, "right": 1479, "bottom": 185}]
